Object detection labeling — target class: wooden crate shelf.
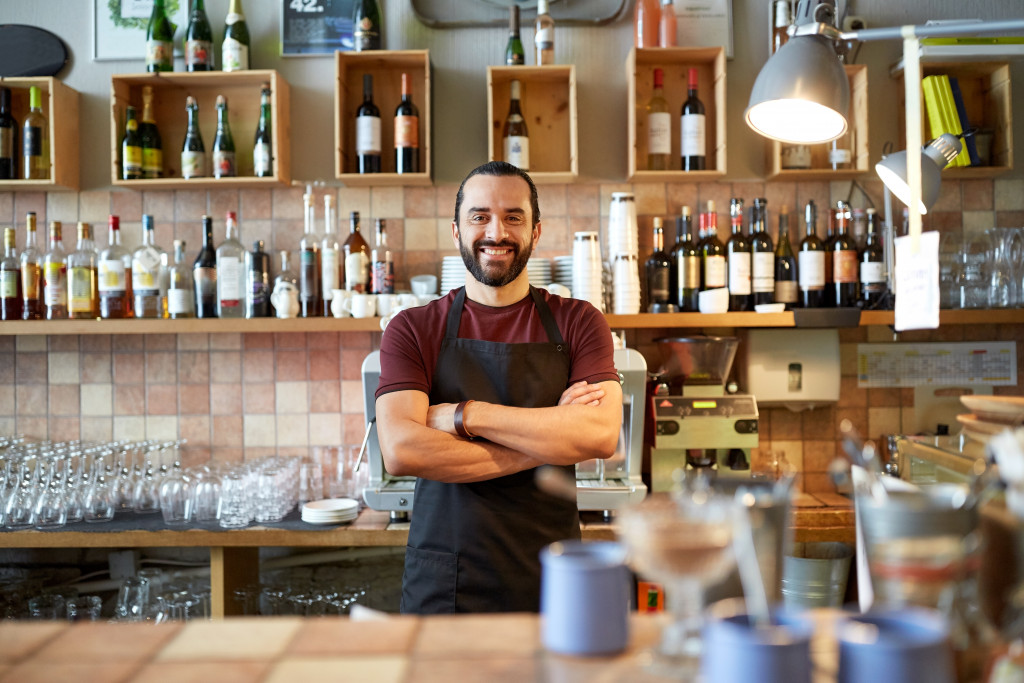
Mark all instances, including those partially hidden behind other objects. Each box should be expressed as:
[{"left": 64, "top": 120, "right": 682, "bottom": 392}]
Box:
[{"left": 0, "top": 76, "right": 79, "bottom": 191}]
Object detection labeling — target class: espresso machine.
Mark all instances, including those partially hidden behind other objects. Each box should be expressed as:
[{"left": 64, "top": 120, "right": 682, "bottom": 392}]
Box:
[
  {"left": 360, "top": 348, "right": 648, "bottom": 521},
  {"left": 648, "top": 336, "right": 759, "bottom": 492}
]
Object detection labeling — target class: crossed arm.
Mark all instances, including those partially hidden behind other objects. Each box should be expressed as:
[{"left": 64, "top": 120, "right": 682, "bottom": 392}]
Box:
[{"left": 375, "top": 380, "right": 623, "bottom": 484}]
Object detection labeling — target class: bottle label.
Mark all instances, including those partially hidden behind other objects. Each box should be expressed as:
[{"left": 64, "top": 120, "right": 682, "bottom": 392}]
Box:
[
  {"left": 123, "top": 145, "right": 142, "bottom": 177},
  {"left": 222, "top": 39, "right": 248, "bottom": 71},
  {"left": 798, "top": 251, "right": 825, "bottom": 289},
  {"left": 0, "top": 128, "right": 12, "bottom": 159},
  {"left": 1, "top": 270, "right": 17, "bottom": 299},
  {"left": 134, "top": 291, "right": 160, "bottom": 318},
  {"left": 860, "top": 261, "right": 885, "bottom": 285},
  {"left": 704, "top": 254, "right": 726, "bottom": 289},
  {"left": 535, "top": 27, "right": 554, "bottom": 48},
  {"left": 168, "top": 288, "right": 192, "bottom": 315},
  {"left": 213, "top": 150, "right": 236, "bottom": 178},
  {"left": 21, "top": 263, "right": 39, "bottom": 300},
  {"left": 752, "top": 252, "right": 775, "bottom": 293},
  {"left": 321, "top": 247, "right": 339, "bottom": 297},
  {"left": 185, "top": 39, "right": 212, "bottom": 68},
  {"left": 68, "top": 267, "right": 94, "bottom": 313},
  {"left": 98, "top": 259, "right": 126, "bottom": 293},
  {"left": 372, "top": 259, "right": 394, "bottom": 294},
  {"left": 218, "top": 256, "right": 242, "bottom": 305},
  {"left": 226, "top": 12, "right": 243, "bottom": 24},
  {"left": 833, "top": 249, "right": 858, "bottom": 283},
  {"left": 647, "top": 112, "right": 671, "bottom": 156},
  {"left": 356, "top": 116, "right": 382, "bottom": 154},
  {"left": 146, "top": 40, "right": 173, "bottom": 68},
  {"left": 680, "top": 113, "right": 705, "bottom": 158},
  {"left": 43, "top": 262, "right": 66, "bottom": 306},
  {"left": 728, "top": 253, "right": 751, "bottom": 295},
  {"left": 395, "top": 115, "right": 419, "bottom": 148},
  {"left": 774, "top": 279, "right": 798, "bottom": 303},
  {"left": 194, "top": 266, "right": 216, "bottom": 300},
  {"left": 504, "top": 135, "right": 530, "bottom": 170},
  {"left": 299, "top": 249, "right": 319, "bottom": 300},
  {"left": 24, "top": 127, "right": 42, "bottom": 158},
  {"left": 680, "top": 254, "right": 700, "bottom": 289},
  {"left": 648, "top": 268, "right": 669, "bottom": 303},
  {"left": 781, "top": 144, "right": 811, "bottom": 169},
  {"left": 253, "top": 142, "right": 271, "bottom": 175},
  {"left": 354, "top": 17, "right": 379, "bottom": 49},
  {"left": 829, "top": 146, "right": 852, "bottom": 165},
  {"left": 250, "top": 279, "right": 269, "bottom": 306},
  {"left": 345, "top": 251, "right": 369, "bottom": 292},
  {"left": 142, "top": 147, "right": 162, "bottom": 178},
  {"left": 134, "top": 246, "right": 162, "bottom": 276},
  {"left": 181, "top": 150, "right": 205, "bottom": 179}
]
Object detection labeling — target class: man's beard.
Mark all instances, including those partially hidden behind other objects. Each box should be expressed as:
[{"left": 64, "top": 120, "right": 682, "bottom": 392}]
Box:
[{"left": 458, "top": 233, "right": 533, "bottom": 288}]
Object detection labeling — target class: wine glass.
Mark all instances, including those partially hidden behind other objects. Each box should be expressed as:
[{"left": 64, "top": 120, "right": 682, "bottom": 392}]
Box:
[{"left": 618, "top": 484, "right": 737, "bottom": 678}]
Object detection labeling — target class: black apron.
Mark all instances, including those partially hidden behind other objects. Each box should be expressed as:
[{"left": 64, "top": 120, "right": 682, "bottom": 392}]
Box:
[{"left": 400, "top": 286, "right": 580, "bottom": 614}]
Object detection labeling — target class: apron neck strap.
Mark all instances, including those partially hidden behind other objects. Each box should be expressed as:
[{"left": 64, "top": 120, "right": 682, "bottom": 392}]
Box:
[{"left": 444, "top": 286, "right": 565, "bottom": 345}]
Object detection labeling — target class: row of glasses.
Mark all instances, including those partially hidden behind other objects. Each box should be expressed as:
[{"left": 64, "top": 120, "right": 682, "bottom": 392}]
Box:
[
  {"left": 940, "top": 227, "right": 1024, "bottom": 309},
  {"left": 232, "top": 580, "right": 369, "bottom": 616}
]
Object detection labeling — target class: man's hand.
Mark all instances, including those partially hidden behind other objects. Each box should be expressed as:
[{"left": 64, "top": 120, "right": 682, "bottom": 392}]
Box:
[{"left": 559, "top": 381, "right": 606, "bottom": 407}]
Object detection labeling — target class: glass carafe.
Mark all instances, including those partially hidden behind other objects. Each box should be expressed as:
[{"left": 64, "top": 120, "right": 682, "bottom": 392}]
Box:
[
  {"left": 958, "top": 232, "right": 991, "bottom": 309},
  {"left": 986, "top": 227, "right": 1017, "bottom": 309}
]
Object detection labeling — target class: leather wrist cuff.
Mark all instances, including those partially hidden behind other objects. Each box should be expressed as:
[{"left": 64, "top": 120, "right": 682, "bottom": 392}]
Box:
[{"left": 454, "top": 400, "right": 476, "bottom": 440}]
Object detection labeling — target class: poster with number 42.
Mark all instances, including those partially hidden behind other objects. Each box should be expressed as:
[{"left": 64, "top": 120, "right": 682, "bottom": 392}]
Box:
[{"left": 281, "top": 0, "right": 357, "bottom": 56}]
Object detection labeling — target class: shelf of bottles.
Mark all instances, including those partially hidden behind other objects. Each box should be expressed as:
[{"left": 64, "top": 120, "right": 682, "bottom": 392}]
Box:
[
  {"left": 335, "top": 50, "right": 431, "bottom": 187},
  {"left": 109, "top": 70, "right": 291, "bottom": 190},
  {"left": 486, "top": 65, "right": 578, "bottom": 184},
  {"left": 627, "top": 47, "right": 726, "bottom": 182},
  {"left": 0, "top": 77, "right": 80, "bottom": 192}
]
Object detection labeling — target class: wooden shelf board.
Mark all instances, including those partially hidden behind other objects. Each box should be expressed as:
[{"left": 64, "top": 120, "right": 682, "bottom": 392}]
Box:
[
  {"left": 940, "top": 165, "right": 1012, "bottom": 179},
  {"left": 0, "top": 180, "right": 76, "bottom": 191},
  {"left": 529, "top": 171, "right": 578, "bottom": 184},
  {"left": 337, "top": 172, "right": 432, "bottom": 187},
  {"left": 605, "top": 312, "right": 795, "bottom": 328},
  {"left": 627, "top": 169, "right": 727, "bottom": 183},
  {"left": 0, "top": 317, "right": 384, "bottom": 336},
  {"left": 111, "top": 177, "right": 288, "bottom": 191},
  {"left": 765, "top": 168, "right": 869, "bottom": 182}
]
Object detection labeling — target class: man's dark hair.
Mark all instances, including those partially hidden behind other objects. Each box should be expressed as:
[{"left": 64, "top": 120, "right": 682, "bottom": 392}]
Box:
[{"left": 453, "top": 161, "right": 541, "bottom": 227}]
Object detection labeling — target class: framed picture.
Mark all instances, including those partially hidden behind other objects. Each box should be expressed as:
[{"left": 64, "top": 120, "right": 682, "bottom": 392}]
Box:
[
  {"left": 281, "top": 0, "right": 356, "bottom": 56},
  {"left": 93, "top": 0, "right": 187, "bottom": 62}
]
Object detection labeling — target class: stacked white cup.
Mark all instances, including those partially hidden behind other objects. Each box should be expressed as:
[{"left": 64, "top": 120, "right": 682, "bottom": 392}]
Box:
[
  {"left": 607, "top": 192, "right": 641, "bottom": 314},
  {"left": 572, "top": 232, "right": 604, "bottom": 312}
]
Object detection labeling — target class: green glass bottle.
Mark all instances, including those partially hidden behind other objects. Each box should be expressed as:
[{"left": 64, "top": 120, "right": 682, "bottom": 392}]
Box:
[
  {"left": 121, "top": 106, "right": 143, "bottom": 180},
  {"left": 212, "top": 95, "right": 236, "bottom": 178},
  {"left": 140, "top": 86, "right": 163, "bottom": 179},
  {"left": 185, "top": 0, "right": 214, "bottom": 71},
  {"left": 253, "top": 83, "right": 273, "bottom": 178},
  {"left": 22, "top": 87, "right": 48, "bottom": 180},
  {"left": 181, "top": 96, "right": 206, "bottom": 179},
  {"left": 504, "top": 6, "right": 525, "bottom": 65},
  {"left": 145, "top": 0, "right": 174, "bottom": 73},
  {"left": 352, "top": 0, "right": 383, "bottom": 51},
  {"left": 222, "top": 0, "right": 250, "bottom": 71}
]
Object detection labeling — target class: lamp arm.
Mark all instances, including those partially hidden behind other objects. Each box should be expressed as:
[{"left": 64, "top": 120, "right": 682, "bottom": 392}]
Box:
[{"left": 837, "top": 18, "right": 1024, "bottom": 43}]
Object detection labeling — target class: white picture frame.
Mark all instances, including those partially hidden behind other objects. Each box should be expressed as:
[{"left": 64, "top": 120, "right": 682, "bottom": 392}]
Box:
[{"left": 93, "top": 0, "right": 187, "bottom": 62}]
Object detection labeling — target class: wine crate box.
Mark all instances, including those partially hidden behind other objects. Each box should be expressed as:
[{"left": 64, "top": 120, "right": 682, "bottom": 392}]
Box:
[
  {"left": 0, "top": 76, "right": 79, "bottom": 191},
  {"left": 487, "top": 65, "right": 578, "bottom": 183},
  {"left": 109, "top": 70, "right": 291, "bottom": 189},
  {"left": 335, "top": 49, "right": 431, "bottom": 186},
  {"left": 764, "top": 64, "right": 869, "bottom": 180},
  {"left": 627, "top": 47, "right": 726, "bottom": 181}
]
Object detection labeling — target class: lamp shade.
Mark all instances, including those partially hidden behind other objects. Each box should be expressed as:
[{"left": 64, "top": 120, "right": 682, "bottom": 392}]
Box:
[
  {"left": 874, "top": 134, "right": 962, "bottom": 214},
  {"left": 745, "top": 34, "right": 850, "bottom": 144}
]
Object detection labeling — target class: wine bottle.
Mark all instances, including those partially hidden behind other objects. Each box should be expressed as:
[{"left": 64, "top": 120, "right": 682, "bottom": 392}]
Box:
[
  {"left": 99, "top": 215, "right": 132, "bottom": 319},
  {"left": 822, "top": 203, "right": 838, "bottom": 305},
  {"left": 22, "top": 86, "right": 48, "bottom": 180},
  {"left": 798, "top": 200, "right": 825, "bottom": 308},
  {"left": 216, "top": 211, "right": 246, "bottom": 318},
  {"left": 352, "top": 0, "right": 383, "bottom": 51},
  {"left": 672, "top": 207, "right": 700, "bottom": 311},
  {"left": 140, "top": 86, "right": 163, "bottom": 179},
  {"left": 633, "top": 0, "right": 659, "bottom": 48},
  {"left": 185, "top": 0, "right": 214, "bottom": 71},
  {"left": 859, "top": 208, "right": 886, "bottom": 308},
  {"left": 505, "top": 6, "right": 525, "bottom": 66},
  {"left": 42, "top": 221, "right": 67, "bottom": 320},
  {"left": 0, "top": 87, "right": 17, "bottom": 180},
  {"left": 680, "top": 68, "right": 706, "bottom": 171},
  {"left": 299, "top": 192, "right": 322, "bottom": 317},
  {"left": 646, "top": 68, "right": 670, "bottom": 171},
  {"left": 356, "top": 74, "right": 382, "bottom": 174},
  {"left": 726, "top": 198, "right": 751, "bottom": 311},
  {"left": 371, "top": 218, "right": 394, "bottom": 295},
  {"left": 181, "top": 96, "right": 206, "bottom": 179},
  {"left": 121, "top": 106, "right": 143, "bottom": 181},
  {"left": 659, "top": 0, "right": 677, "bottom": 47},
  {"left": 535, "top": 0, "right": 554, "bottom": 65},
  {"left": 193, "top": 215, "right": 218, "bottom": 318},
  {"left": 132, "top": 215, "right": 166, "bottom": 319},
  {"left": 773, "top": 206, "right": 798, "bottom": 310},
  {"left": 750, "top": 198, "right": 775, "bottom": 306},
  {"left": 343, "top": 211, "right": 371, "bottom": 293},
  {"left": 1, "top": 228, "right": 21, "bottom": 321},
  {"left": 68, "top": 222, "right": 98, "bottom": 320},
  {"left": 831, "top": 201, "right": 859, "bottom": 307},
  {"left": 145, "top": 0, "right": 174, "bottom": 72},
  {"left": 395, "top": 73, "right": 419, "bottom": 174},
  {"left": 701, "top": 201, "right": 726, "bottom": 291},
  {"left": 771, "top": 0, "right": 791, "bottom": 55},
  {"left": 503, "top": 80, "right": 529, "bottom": 170},
  {"left": 254, "top": 82, "right": 273, "bottom": 177},
  {"left": 222, "top": 0, "right": 250, "bottom": 71},
  {"left": 167, "top": 240, "right": 195, "bottom": 319},
  {"left": 212, "top": 95, "right": 236, "bottom": 178},
  {"left": 20, "top": 212, "right": 42, "bottom": 320},
  {"left": 246, "top": 239, "right": 270, "bottom": 318},
  {"left": 645, "top": 217, "right": 671, "bottom": 310},
  {"left": 321, "top": 194, "right": 340, "bottom": 315}
]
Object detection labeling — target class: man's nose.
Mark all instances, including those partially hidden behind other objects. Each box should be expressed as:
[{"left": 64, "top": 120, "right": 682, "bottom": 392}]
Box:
[{"left": 484, "top": 216, "right": 508, "bottom": 241}]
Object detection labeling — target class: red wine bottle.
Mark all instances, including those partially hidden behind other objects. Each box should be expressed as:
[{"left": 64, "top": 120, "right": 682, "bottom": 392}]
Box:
[
  {"left": 680, "top": 68, "right": 706, "bottom": 171},
  {"left": 798, "top": 200, "right": 825, "bottom": 308}
]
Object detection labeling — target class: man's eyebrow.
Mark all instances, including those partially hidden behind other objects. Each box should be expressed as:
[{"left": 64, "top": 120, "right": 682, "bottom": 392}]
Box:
[{"left": 465, "top": 206, "right": 526, "bottom": 215}]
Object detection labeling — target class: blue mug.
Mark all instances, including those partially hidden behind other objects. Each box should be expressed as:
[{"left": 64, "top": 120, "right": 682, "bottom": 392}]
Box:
[
  {"left": 836, "top": 608, "right": 955, "bottom": 683},
  {"left": 701, "top": 599, "right": 814, "bottom": 683}
]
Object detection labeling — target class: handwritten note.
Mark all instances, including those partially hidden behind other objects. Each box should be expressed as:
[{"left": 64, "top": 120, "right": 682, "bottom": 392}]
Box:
[{"left": 894, "top": 231, "right": 939, "bottom": 331}]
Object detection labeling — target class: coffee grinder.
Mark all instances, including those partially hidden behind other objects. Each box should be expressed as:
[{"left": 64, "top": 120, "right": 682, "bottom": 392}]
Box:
[{"left": 648, "top": 336, "right": 759, "bottom": 491}]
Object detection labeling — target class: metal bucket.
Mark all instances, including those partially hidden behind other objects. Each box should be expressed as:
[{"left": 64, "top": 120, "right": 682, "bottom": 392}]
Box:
[{"left": 781, "top": 542, "right": 853, "bottom": 610}]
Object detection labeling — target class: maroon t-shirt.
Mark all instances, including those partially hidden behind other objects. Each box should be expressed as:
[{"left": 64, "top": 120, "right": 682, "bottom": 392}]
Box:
[{"left": 376, "top": 288, "right": 618, "bottom": 399}]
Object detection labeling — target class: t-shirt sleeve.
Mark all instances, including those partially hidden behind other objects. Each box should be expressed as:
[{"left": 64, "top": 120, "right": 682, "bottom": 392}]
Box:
[
  {"left": 375, "top": 309, "right": 431, "bottom": 398},
  {"left": 566, "top": 302, "right": 619, "bottom": 386}
]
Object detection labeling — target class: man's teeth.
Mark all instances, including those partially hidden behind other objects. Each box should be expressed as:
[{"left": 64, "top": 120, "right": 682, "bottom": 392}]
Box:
[{"left": 483, "top": 248, "right": 510, "bottom": 255}]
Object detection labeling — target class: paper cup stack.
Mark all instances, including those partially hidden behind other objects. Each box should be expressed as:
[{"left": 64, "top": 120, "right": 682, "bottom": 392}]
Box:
[
  {"left": 607, "top": 192, "right": 640, "bottom": 314},
  {"left": 572, "top": 232, "right": 604, "bottom": 311}
]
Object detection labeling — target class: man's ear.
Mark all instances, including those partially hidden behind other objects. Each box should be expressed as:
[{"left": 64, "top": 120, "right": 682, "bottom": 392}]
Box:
[{"left": 451, "top": 220, "right": 460, "bottom": 248}]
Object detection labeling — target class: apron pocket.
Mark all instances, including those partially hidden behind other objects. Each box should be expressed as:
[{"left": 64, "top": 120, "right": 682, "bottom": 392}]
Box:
[{"left": 401, "top": 546, "right": 458, "bottom": 614}]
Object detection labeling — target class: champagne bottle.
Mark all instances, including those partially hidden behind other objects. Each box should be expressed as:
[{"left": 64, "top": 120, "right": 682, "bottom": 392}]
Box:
[
  {"left": 505, "top": 5, "right": 525, "bottom": 65},
  {"left": 371, "top": 218, "right": 394, "bottom": 295},
  {"left": 22, "top": 86, "right": 48, "bottom": 180},
  {"left": 68, "top": 222, "right": 98, "bottom": 319},
  {"left": 321, "top": 194, "right": 340, "bottom": 315},
  {"left": 246, "top": 239, "right": 270, "bottom": 318},
  {"left": 535, "top": 0, "right": 554, "bottom": 65},
  {"left": 672, "top": 207, "right": 700, "bottom": 311},
  {"left": 193, "top": 216, "right": 218, "bottom": 318},
  {"left": 344, "top": 211, "right": 370, "bottom": 293},
  {"left": 1, "top": 228, "right": 21, "bottom": 320},
  {"left": 185, "top": 0, "right": 214, "bottom": 71},
  {"left": 0, "top": 87, "right": 17, "bottom": 180},
  {"left": 99, "top": 215, "right": 132, "bottom": 319},
  {"left": 726, "top": 198, "right": 751, "bottom": 311},
  {"left": 353, "top": 0, "right": 383, "bottom": 51},
  {"left": 645, "top": 217, "right": 671, "bottom": 310},
  {"left": 646, "top": 68, "right": 670, "bottom": 171},
  {"left": 140, "top": 86, "right": 163, "bottom": 179},
  {"left": 798, "top": 200, "right": 825, "bottom": 308},
  {"left": 680, "top": 68, "right": 706, "bottom": 171},
  {"left": 299, "top": 192, "right": 322, "bottom": 317},
  {"left": 121, "top": 106, "right": 143, "bottom": 180},
  {"left": 167, "top": 240, "right": 195, "bottom": 319},
  {"left": 42, "top": 221, "right": 67, "bottom": 320},
  {"left": 212, "top": 95, "right": 236, "bottom": 178},
  {"left": 395, "top": 73, "right": 419, "bottom": 174},
  {"left": 222, "top": 0, "right": 250, "bottom": 71},
  {"left": 773, "top": 206, "right": 798, "bottom": 310},
  {"left": 356, "top": 74, "right": 381, "bottom": 174},
  {"left": 254, "top": 82, "right": 273, "bottom": 177},
  {"left": 503, "top": 80, "right": 529, "bottom": 170},
  {"left": 20, "top": 212, "right": 42, "bottom": 320},
  {"left": 146, "top": 0, "right": 174, "bottom": 72},
  {"left": 216, "top": 211, "right": 246, "bottom": 318},
  {"left": 700, "top": 201, "right": 726, "bottom": 291},
  {"left": 181, "top": 96, "right": 206, "bottom": 179},
  {"left": 860, "top": 209, "right": 886, "bottom": 308},
  {"left": 132, "top": 215, "right": 166, "bottom": 319},
  {"left": 750, "top": 198, "right": 775, "bottom": 306},
  {"left": 659, "top": 0, "right": 677, "bottom": 47},
  {"left": 831, "top": 200, "right": 859, "bottom": 307}
]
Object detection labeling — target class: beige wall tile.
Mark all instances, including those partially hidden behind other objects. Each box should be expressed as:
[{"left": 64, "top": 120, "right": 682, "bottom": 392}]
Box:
[
  {"left": 994, "top": 178, "right": 1024, "bottom": 211},
  {"left": 16, "top": 385, "right": 46, "bottom": 416},
  {"left": 962, "top": 210, "right": 995, "bottom": 235},
  {"left": 276, "top": 414, "right": 309, "bottom": 447},
  {"left": 309, "top": 413, "right": 342, "bottom": 446},
  {"left": 340, "top": 380, "right": 363, "bottom": 415},
  {"left": 0, "top": 385, "right": 13, "bottom": 415},
  {"left": 114, "top": 416, "right": 146, "bottom": 441},
  {"left": 276, "top": 382, "right": 309, "bottom": 414},
  {"left": 78, "top": 190, "right": 111, "bottom": 223},
  {"left": 371, "top": 186, "right": 404, "bottom": 219},
  {"left": 210, "top": 333, "right": 242, "bottom": 350},
  {"left": 146, "top": 415, "right": 179, "bottom": 441},
  {"left": 81, "top": 383, "right": 113, "bottom": 417},
  {"left": 46, "top": 191, "right": 78, "bottom": 224},
  {"left": 209, "top": 351, "right": 242, "bottom": 383},
  {"left": 405, "top": 218, "right": 437, "bottom": 251},
  {"left": 177, "top": 333, "right": 210, "bottom": 351},
  {"left": 338, "top": 187, "right": 371, "bottom": 219},
  {"left": 16, "top": 335, "right": 46, "bottom": 352},
  {"left": 80, "top": 352, "right": 112, "bottom": 383},
  {"left": 80, "top": 417, "right": 113, "bottom": 442},
  {"left": 244, "top": 414, "right": 277, "bottom": 447}
]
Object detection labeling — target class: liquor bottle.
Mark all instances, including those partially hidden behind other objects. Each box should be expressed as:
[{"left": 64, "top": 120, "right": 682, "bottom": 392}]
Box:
[
  {"left": 42, "top": 221, "right": 67, "bottom": 320},
  {"left": 750, "top": 198, "right": 775, "bottom": 306},
  {"left": 121, "top": 106, "right": 143, "bottom": 180},
  {"left": 505, "top": 6, "right": 525, "bottom": 66},
  {"left": 371, "top": 218, "right": 394, "bottom": 295},
  {"left": 0, "top": 87, "right": 17, "bottom": 180},
  {"left": 822, "top": 204, "right": 838, "bottom": 305},
  {"left": 633, "top": 0, "right": 659, "bottom": 48},
  {"left": 771, "top": 0, "right": 791, "bottom": 55},
  {"left": 140, "top": 86, "right": 163, "bottom": 179},
  {"left": 222, "top": 0, "right": 250, "bottom": 71},
  {"left": 216, "top": 211, "right": 246, "bottom": 318},
  {"left": 181, "top": 96, "right": 206, "bottom": 179},
  {"left": 321, "top": 194, "right": 340, "bottom": 315},
  {"left": 831, "top": 201, "right": 859, "bottom": 307},
  {"left": 20, "top": 212, "right": 42, "bottom": 320},
  {"left": 193, "top": 216, "right": 218, "bottom": 318},
  {"left": 99, "top": 215, "right": 132, "bottom": 319},
  {"left": 185, "top": 0, "right": 214, "bottom": 71},
  {"left": 395, "top": 73, "right": 419, "bottom": 174},
  {"left": 352, "top": 0, "right": 383, "bottom": 51},
  {"left": 535, "top": 0, "right": 554, "bottom": 65},
  {"left": 356, "top": 74, "right": 382, "bottom": 174},
  {"left": 212, "top": 95, "right": 236, "bottom": 178},
  {"left": 671, "top": 207, "right": 700, "bottom": 311},
  {"left": 798, "top": 200, "right": 826, "bottom": 308},
  {"left": 659, "top": 0, "right": 677, "bottom": 47},
  {"left": 22, "top": 86, "right": 48, "bottom": 180},
  {"left": 726, "top": 198, "right": 751, "bottom": 311},
  {"left": 246, "top": 239, "right": 270, "bottom": 318},
  {"left": 167, "top": 240, "right": 195, "bottom": 319},
  {"left": 680, "top": 68, "right": 706, "bottom": 171},
  {"left": 646, "top": 68, "right": 670, "bottom": 171},
  {"left": 773, "top": 206, "right": 798, "bottom": 310},
  {"left": 503, "top": 80, "right": 529, "bottom": 170},
  {"left": 67, "top": 222, "right": 98, "bottom": 320},
  {"left": 299, "top": 193, "right": 322, "bottom": 317},
  {"left": 0, "top": 227, "right": 20, "bottom": 321},
  {"left": 700, "top": 201, "right": 726, "bottom": 291},
  {"left": 859, "top": 208, "right": 886, "bottom": 308},
  {"left": 132, "top": 215, "right": 166, "bottom": 319},
  {"left": 253, "top": 82, "right": 273, "bottom": 177},
  {"left": 145, "top": 0, "right": 174, "bottom": 72},
  {"left": 343, "top": 211, "right": 371, "bottom": 293},
  {"left": 645, "top": 217, "right": 671, "bottom": 310}
]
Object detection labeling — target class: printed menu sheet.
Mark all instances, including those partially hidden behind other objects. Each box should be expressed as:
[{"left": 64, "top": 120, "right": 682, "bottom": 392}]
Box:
[{"left": 857, "top": 342, "right": 1017, "bottom": 387}]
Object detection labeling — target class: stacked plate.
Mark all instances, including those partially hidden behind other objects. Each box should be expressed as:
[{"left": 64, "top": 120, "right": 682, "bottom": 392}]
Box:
[
  {"left": 956, "top": 395, "right": 1024, "bottom": 443},
  {"left": 527, "top": 258, "right": 552, "bottom": 288},
  {"left": 553, "top": 255, "right": 574, "bottom": 291},
  {"left": 301, "top": 498, "right": 360, "bottom": 525},
  {"left": 440, "top": 255, "right": 466, "bottom": 294}
]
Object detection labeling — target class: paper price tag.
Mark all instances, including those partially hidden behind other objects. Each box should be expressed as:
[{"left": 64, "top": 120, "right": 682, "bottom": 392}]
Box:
[{"left": 894, "top": 231, "right": 939, "bottom": 331}]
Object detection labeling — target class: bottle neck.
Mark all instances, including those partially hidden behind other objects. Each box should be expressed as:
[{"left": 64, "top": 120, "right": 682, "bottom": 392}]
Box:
[
  {"left": 217, "top": 106, "right": 228, "bottom": 128},
  {"left": 202, "top": 222, "right": 214, "bottom": 247},
  {"left": 142, "top": 228, "right": 155, "bottom": 246},
  {"left": 652, "top": 228, "right": 663, "bottom": 252},
  {"left": 225, "top": 219, "right": 238, "bottom": 241},
  {"left": 227, "top": 0, "right": 243, "bottom": 17},
  {"left": 186, "top": 106, "right": 198, "bottom": 129},
  {"left": 108, "top": 226, "right": 120, "bottom": 246},
  {"left": 25, "top": 226, "right": 37, "bottom": 249},
  {"left": 175, "top": 245, "right": 186, "bottom": 264},
  {"left": 805, "top": 220, "right": 816, "bottom": 237},
  {"left": 777, "top": 217, "right": 789, "bottom": 242},
  {"left": 194, "top": 0, "right": 206, "bottom": 11}
]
